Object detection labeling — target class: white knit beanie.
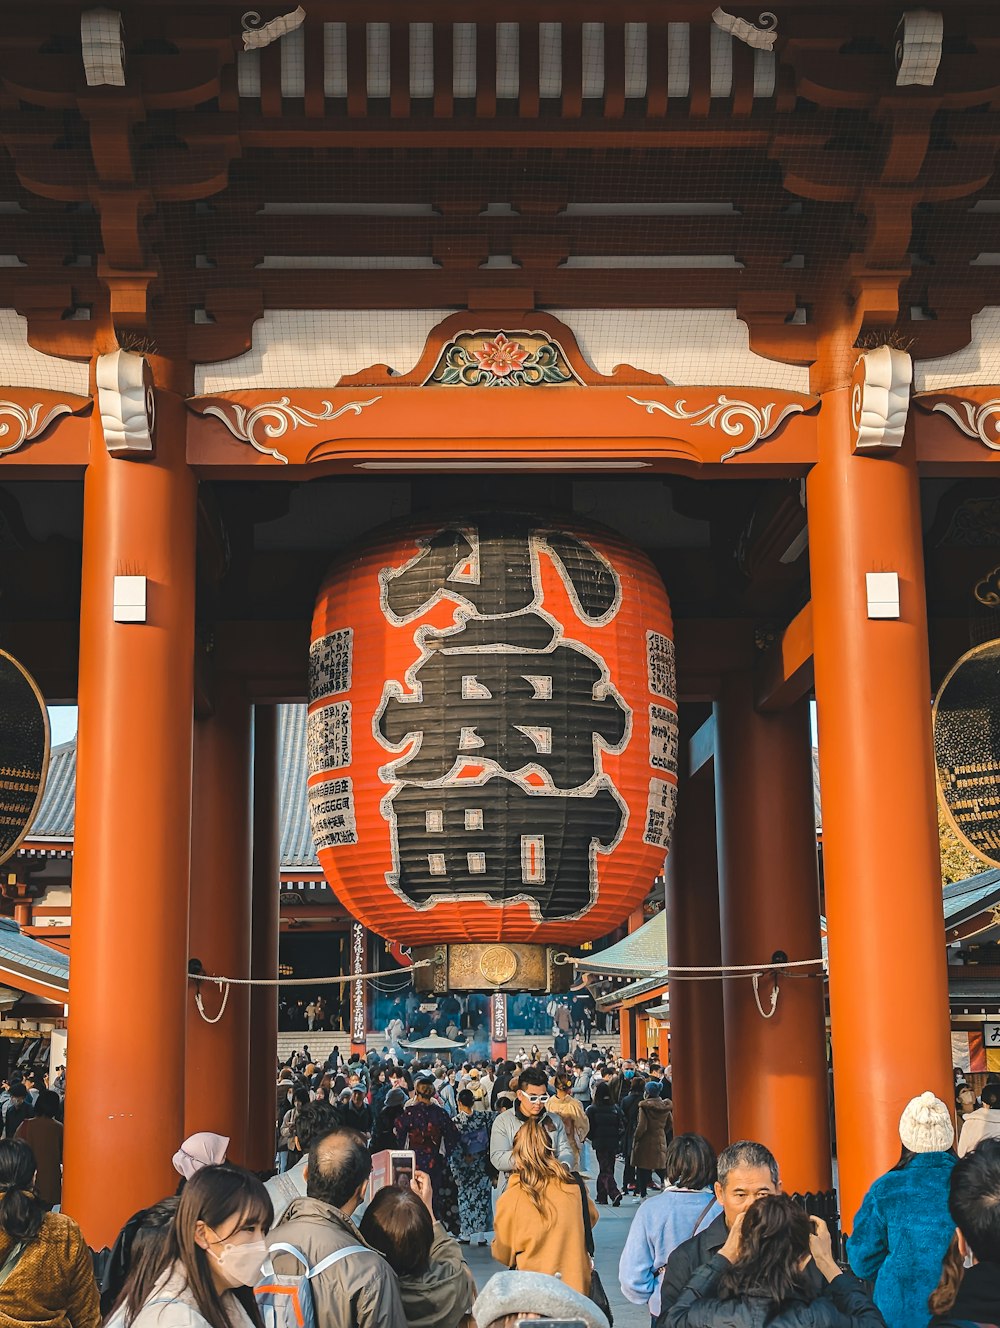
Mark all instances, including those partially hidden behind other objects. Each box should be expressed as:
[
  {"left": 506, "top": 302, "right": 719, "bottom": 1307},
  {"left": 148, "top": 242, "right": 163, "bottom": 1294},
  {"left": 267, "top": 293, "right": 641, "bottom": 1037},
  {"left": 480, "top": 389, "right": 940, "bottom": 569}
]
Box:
[{"left": 898, "top": 1091, "right": 955, "bottom": 1153}]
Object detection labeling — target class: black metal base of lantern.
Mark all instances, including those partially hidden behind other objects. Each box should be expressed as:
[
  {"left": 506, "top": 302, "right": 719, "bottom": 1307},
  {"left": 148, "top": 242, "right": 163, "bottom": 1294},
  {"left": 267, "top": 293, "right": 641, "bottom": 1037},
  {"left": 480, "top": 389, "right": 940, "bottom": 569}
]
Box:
[{"left": 411, "top": 942, "right": 576, "bottom": 994}]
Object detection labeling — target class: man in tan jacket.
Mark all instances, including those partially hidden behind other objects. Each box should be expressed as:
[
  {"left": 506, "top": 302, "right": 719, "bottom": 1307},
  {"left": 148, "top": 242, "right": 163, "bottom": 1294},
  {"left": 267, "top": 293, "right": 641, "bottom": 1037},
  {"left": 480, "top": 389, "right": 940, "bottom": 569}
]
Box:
[{"left": 269, "top": 1131, "right": 407, "bottom": 1328}]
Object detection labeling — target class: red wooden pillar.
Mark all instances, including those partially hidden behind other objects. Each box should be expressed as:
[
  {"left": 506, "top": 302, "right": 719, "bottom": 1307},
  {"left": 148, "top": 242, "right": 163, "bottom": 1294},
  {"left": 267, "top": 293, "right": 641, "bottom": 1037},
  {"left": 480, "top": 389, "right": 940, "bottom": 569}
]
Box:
[
  {"left": 714, "top": 677, "right": 832, "bottom": 1196},
  {"left": 349, "top": 921, "right": 367, "bottom": 1056},
  {"left": 247, "top": 704, "right": 280, "bottom": 1171},
  {"left": 809, "top": 387, "right": 951, "bottom": 1230},
  {"left": 64, "top": 364, "right": 195, "bottom": 1246},
  {"left": 185, "top": 680, "right": 252, "bottom": 1161},
  {"left": 490, "top": 992, "right": 508, "bottom": 1061},
  {"left": 665, "top": 769, "right": 729, "bottom": 1153}
]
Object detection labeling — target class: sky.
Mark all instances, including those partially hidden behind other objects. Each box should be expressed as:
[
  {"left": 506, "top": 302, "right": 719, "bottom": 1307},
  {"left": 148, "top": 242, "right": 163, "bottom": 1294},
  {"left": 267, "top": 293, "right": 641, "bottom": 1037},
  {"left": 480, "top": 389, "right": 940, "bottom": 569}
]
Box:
[{"left": 47, "top": 706, "right": 78, "bottom": 747}]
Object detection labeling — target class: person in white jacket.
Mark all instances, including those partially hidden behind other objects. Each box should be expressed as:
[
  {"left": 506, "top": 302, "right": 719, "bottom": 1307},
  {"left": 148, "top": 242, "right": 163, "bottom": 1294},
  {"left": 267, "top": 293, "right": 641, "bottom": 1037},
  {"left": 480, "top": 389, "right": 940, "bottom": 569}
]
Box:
[
  {"left": 107, "top": 1165, "right": 272, "bottom": 1328},
  {"left": 490, "top": 1066, "right": 575, "bottom": 1196},
  {"left": 958, "top": 1081, "right": 1000, "bottom": 1156}
]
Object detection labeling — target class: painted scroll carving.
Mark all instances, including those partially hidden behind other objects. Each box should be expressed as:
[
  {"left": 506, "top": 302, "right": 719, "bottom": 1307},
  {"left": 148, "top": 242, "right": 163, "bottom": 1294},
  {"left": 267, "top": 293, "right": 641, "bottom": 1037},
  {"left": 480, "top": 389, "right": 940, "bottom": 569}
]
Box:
[
  {"left": 242, "top": 6, "right": 306, "bottom": 50},
  {"left": 202, "top": 395, "right": 381, "bottom": 464},
  {"left": 711, "top": 8, "right": 778, "bottom": 51},
  {"left": 97, "top": 350, "right": 156, "bottom": 455},
  {"left": 895, "top": 10, "right": 944, "bottom": 87},
  {"left": 850, "top": 346, "right": 913, "bottom": 453},
  {"left": 0, "top": 402, "right": 78, "bottom": 458},
  {"left": 928, "top": 397, "right": 1000, "bottom": 451},
  {"left": 81, "top": 9, "right": 126, "bottom": 87},
  {"left": 427, "top": 333, "right": 578, "bottom": 387},
  {"left": 629, "top": 394, "right": 805, "bottom": 462}
]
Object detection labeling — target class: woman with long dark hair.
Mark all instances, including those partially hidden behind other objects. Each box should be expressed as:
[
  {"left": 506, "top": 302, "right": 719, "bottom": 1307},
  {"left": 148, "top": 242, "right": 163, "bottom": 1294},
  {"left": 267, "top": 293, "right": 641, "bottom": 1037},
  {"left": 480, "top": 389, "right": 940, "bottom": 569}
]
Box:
[
  {"left": 663, "top": 1194, "right": 885, "bottom": 1327},
  {"left": 0, "top": 1138, "right": 99, "bottom": 1328},
  {"left": 107, "top": 1165, "right": 272, "bottom": 1328}
]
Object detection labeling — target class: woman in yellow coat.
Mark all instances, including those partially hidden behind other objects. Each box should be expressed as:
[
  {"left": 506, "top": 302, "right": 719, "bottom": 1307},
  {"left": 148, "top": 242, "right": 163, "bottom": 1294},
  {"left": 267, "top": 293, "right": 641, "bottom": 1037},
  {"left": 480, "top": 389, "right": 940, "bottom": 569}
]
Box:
[{"left": 491, "top": 1116, "right": 598, "bottom": 1297}]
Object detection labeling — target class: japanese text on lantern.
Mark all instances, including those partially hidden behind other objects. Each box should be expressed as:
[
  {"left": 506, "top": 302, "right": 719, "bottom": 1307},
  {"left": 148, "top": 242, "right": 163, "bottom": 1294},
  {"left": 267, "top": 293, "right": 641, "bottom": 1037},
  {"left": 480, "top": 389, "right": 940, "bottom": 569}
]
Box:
[{"left": 373, "top": 519, "right": 632, "bottom": 920}]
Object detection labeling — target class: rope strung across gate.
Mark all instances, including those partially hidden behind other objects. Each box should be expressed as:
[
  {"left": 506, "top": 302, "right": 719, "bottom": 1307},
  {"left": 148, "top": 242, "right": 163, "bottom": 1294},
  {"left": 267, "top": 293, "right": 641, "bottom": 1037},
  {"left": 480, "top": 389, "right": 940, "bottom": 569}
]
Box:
[
  {"left": 189, "top": 958, "right": 436, "bottom": 1024},
  {"left": 555, "top": 952, "right": 827, "bottom": 1022}
]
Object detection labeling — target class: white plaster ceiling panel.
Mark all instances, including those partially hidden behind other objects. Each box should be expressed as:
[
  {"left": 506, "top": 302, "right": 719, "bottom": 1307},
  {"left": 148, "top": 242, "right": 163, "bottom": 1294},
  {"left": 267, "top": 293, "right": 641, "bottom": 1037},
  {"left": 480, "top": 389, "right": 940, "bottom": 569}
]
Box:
[
  {"left": 195, "top": 309, "right": 454, "bottom": 392},
  {"left": 0, "top": 309, "right": 89, "bottom": 394},
  {"left": 915, "top": 308, "right": 1000, "bottom": 391},
  {"left": 551, "top": 308, "right": 810, "bottom": 391}
]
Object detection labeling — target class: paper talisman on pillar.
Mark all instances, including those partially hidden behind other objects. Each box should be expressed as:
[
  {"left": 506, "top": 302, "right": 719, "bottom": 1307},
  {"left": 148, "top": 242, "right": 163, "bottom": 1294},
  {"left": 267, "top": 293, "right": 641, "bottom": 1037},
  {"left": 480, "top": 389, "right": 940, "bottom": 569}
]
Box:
[
  {"left": 307, "top": 511, "right": 678, "bottom": 954},
  {"left": 0, "top": 651, "right": 49, "bottom": 867}
]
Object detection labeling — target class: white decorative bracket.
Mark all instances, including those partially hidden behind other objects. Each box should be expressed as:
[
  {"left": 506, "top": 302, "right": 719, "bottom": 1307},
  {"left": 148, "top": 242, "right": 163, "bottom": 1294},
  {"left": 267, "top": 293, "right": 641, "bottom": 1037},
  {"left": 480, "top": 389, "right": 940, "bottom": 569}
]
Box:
[
  {"left": 711, "top": 8, "right": 778, "bottom": 51},
  {"left": 0, "top": 401, "right": 78, "bottom": 458},
  {"left": 81, "top": 8, "right": 126, "bottom": 87},
  {"left": 895, "top": 10, "right": 944, "bottom": 87},
  {"left": 97, "top": 349, "right": 156, "bottom": 455},
  {"left": 629, "top": 394, "right": 805, "bottom": 461},
  {"left": 242, "top": 6, "right": 306, "bottom": 50},
  {"left": 202, "top": 396, "right": 381, "bottom": 464},
  {"left": 850, "top": 346, "right": 913, "bottom": 453}
]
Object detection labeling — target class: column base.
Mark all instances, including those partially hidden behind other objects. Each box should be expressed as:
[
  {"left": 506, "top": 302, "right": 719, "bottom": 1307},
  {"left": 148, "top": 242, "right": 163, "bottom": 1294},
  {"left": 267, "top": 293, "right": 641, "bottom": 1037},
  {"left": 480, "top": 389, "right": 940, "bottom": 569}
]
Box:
[{"left": 411, "top": 942, "right": 574, "bottom": 993}]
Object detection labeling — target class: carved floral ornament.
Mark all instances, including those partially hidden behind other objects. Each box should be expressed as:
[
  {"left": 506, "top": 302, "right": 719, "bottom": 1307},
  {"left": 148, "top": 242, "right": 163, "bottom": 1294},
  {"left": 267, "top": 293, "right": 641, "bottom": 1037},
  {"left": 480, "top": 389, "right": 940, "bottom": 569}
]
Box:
[
  {"left": 628, "top": 394, "right": 808, "bottom": 462},
  {"left": 0, "top": 396, "right": 91, "bottom": 459},
  {"left": 202, "top": 396, "right": 382, "bottom": 464},
  {"left": 427, "top": 332, "right": 578, "bottom": 387},
  {"left": 923, "top": 396, "right": 1000, "bottom": 451}
]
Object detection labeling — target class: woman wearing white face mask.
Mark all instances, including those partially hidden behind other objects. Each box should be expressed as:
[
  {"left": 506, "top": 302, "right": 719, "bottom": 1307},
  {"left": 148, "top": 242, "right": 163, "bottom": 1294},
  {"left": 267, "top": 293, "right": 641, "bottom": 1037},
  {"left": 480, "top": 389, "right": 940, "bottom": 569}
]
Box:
[{"left": 108, "top": 1165, "right": 273, "bottom": 1328}]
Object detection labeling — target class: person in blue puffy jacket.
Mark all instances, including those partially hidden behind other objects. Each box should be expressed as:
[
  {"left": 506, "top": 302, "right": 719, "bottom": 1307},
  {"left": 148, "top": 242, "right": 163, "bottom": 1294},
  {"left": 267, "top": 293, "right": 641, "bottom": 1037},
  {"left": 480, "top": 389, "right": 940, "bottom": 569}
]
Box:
[{"left": 847, "top": 1091, "right": 957, "bottom": 1328}]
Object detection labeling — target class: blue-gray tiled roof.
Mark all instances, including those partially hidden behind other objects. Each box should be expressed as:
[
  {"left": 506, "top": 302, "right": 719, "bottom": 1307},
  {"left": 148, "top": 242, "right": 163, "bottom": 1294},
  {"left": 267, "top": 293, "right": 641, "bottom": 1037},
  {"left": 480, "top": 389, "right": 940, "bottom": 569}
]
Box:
[
  {"left": 0, "top": 917, "right": 68, "bottom": 993},
  {"left": 29, "top": 707, "right": 321, "bottom": 872}
]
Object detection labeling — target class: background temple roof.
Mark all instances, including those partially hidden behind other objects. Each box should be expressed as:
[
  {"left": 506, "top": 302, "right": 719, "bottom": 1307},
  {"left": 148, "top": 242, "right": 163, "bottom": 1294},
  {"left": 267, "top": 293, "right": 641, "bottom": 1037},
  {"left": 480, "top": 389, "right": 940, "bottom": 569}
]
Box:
[{"left": 29, "top": 707, "right": 321, "bottom": 872}]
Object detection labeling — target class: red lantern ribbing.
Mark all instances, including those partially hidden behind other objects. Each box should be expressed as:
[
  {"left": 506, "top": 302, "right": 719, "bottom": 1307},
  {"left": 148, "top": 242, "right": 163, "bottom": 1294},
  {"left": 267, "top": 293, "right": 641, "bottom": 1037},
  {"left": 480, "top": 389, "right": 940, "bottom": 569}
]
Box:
[{"left": 308, "top": 512, "right": 675, "bottom": 985}]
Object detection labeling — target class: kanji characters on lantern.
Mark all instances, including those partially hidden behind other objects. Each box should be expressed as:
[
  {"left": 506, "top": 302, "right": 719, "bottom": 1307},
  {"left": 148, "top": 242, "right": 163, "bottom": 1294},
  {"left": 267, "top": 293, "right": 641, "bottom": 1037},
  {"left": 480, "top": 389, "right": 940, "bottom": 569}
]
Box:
[{"left": 308, "top": 511, "right": 677, "bottom": 949}]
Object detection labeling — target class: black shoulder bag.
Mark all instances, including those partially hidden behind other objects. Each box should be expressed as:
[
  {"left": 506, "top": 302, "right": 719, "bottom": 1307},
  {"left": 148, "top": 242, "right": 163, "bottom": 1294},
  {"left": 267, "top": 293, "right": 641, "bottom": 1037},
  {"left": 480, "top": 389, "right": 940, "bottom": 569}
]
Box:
[{"left": 575, "top": 1174, "right": 613, "bottom": 1326}]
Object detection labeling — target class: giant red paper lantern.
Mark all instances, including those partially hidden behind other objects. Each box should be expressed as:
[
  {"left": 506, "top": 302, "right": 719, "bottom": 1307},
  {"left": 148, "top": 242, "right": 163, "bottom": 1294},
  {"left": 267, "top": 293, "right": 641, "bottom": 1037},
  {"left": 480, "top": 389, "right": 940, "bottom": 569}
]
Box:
[{"left": 307, "top": 512, "right": 677, "bottom": 947}]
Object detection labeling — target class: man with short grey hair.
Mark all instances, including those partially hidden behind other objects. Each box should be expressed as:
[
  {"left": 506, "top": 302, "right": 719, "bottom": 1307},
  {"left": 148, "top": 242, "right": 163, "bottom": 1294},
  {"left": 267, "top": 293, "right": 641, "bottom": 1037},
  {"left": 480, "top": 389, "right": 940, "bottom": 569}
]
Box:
[{"left": 657, "top": 1140, "right": 784, "bottom": 1318}]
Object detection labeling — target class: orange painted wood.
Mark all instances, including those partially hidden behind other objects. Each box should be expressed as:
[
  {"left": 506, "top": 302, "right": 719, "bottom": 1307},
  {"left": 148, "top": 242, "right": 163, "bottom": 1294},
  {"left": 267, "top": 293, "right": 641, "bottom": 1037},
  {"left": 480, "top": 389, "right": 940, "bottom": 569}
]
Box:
[
  {"left": 63, "top": 375, "right": 197, "bottom": 1248},
  {"left": 260, "top": 40, "right": 283, "bottom": 120},
  {"left": 646, "top": 24, "right": 668, "bottom": 119},
  {"left": 247, "top": 705, "right": 281, "bottom": 1170},
  {"left": 390, "top": 22, "right": 411, "bottom": 119},
  {"left": 519, "top": 23, "right": 540, "bottom": 120},
  {"left": 603, "top": 24, "right": 625, "bottom": 121},
  {"left": 476, "top": 24, "right": 496, "bottom": 119},
  {"left": 714, "top": 680, "right": 832, "bottom": 1195},
  {"left": 665, "top": 769, "right": 729, "bottom": 1153},
  {"left": 731, "top": 38, "right": 755, "bottom": 118},
  {"left": 433, "top": 24, "right": 454, "bottom": 119},
  {"left": 561, "top": 24, "right": 582, "bottom": 119},
  {"left": 688, "top": 22, "right": 711, "bottom": 119},
  {"left": 185, "top": 682, "right": 252, "bottom": 1162},
  {"left": 347, "top": 24, "right": 368, "bottom": 118},
  {"left": 304, "top": 14, "right": 327, "bottom": 118},
  {"left": 808, "top": 387, "right": 952, "bottom": 1233}
]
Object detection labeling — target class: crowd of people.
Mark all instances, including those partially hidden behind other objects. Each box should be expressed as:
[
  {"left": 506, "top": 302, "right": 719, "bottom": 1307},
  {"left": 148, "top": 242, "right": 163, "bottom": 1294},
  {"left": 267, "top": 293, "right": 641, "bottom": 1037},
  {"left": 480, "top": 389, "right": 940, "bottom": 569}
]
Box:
[{"left": 6, "top": 1046, "right": 1000, "bottom": 1328}]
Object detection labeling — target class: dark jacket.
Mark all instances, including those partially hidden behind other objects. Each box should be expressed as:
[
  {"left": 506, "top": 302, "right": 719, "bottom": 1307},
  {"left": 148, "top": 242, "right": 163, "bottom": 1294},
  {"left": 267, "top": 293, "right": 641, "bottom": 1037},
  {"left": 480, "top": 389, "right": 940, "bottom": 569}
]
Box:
[
  {"left": 586, "top": 1100, "right": 625, "bottom": 1152},
  {"left": 632, "top": 1096, "right": 673, "bottom": 1170},
  {"left": 928, "top": 1258, "right": 1000, "bottom": 1326},
  {"left": 659, "top": 1216, "right": 827, "bottom": 1319},
  {"left": 662, "top": 1253, "right": 887, "bottom": 1327}
]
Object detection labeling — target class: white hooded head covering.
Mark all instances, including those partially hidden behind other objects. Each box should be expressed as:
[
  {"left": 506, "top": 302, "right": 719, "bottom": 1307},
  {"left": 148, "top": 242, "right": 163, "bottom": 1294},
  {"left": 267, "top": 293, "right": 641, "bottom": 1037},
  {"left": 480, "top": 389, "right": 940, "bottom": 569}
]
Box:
[{"left": 171, "top": 1131, "right": 230, "bottom": 1180}]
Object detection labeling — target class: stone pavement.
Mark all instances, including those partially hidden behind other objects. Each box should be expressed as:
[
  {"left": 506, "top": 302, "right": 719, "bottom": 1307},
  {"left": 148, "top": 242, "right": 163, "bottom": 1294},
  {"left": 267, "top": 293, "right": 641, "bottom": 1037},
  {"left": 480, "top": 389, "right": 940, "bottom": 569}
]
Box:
[{"left": 464, "top": 1172, "right": 651, "bottom": 1328}]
